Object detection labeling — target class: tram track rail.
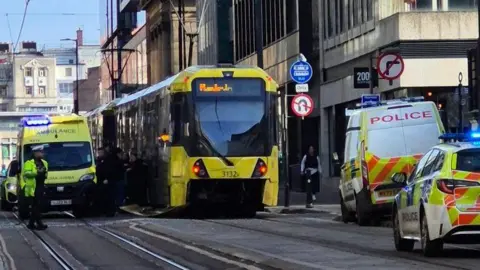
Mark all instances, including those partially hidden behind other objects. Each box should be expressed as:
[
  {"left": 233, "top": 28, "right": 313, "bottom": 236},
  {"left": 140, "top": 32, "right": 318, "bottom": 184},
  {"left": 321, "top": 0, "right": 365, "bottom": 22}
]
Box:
[
  {"left": 12, "top": 212, "right": 75, "bottom": 270},
  {"left": 200, "top": 218, "right": 478, "bottom": 270},
  {"left": 13, "top": 211, "right": 191, "bottom": 270}
]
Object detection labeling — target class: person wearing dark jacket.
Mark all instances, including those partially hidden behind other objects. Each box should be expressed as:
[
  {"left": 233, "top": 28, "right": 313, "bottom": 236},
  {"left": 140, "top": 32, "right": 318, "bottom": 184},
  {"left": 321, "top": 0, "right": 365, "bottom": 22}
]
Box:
[
  {"left": 103, "top": 147, "right": 125, "bottom": 216},
  {"left": 126, "top": 153, "right": 148, "bottom": 206},
  {"left": 95, "top": 148, "right": 108, "bottom": 215},
  {"left": 300, "top": 145, "right": 322, "bottom": 208}
]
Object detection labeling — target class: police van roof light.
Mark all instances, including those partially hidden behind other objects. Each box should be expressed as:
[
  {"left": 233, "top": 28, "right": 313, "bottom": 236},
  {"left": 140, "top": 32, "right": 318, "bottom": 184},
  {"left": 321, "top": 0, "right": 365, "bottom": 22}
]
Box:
[
  {"left": 400, "top": 96, "right": 425, "bottom": 102},
  {"left": 21, "top": 116, "right": 51, "bottom": 126},
  {"left": 470, "top": 132, "right": 480, "bottom": 139}
]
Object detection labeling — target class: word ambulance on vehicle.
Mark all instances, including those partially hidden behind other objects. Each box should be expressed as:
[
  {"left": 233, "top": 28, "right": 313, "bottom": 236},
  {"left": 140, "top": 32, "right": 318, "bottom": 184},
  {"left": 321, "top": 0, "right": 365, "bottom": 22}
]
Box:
[
  {"left": 16, "top": 114, "right": 96, "bottom": 219},
  {"left": 393, "top": 132, "right": 480, "bottom": 257},
  {"left": 339, "top": 97, "right": 445, "bottom": 226}
]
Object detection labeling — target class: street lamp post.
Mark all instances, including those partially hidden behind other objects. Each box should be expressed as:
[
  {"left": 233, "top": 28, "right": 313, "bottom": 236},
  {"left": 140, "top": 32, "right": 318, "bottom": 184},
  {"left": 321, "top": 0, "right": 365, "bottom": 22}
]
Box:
[{"left": 61, "top": 38, "right": 79, "bottom": 114}]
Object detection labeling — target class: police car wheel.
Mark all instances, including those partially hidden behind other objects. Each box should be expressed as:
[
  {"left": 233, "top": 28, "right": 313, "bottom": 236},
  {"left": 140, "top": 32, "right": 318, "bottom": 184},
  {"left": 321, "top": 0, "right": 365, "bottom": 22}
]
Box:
[
  {"left": 393, "top": 209, "right": 414, "bottom": 252},
  {"left": 420, "top": 212, "right": 443, "bottom": 257}
]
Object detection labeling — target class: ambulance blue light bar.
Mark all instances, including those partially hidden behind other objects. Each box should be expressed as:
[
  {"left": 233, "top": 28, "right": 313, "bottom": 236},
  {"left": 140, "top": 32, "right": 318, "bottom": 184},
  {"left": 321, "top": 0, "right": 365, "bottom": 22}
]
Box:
[{"left": 21, "top": 116, "right": 52, "bottom": 126}]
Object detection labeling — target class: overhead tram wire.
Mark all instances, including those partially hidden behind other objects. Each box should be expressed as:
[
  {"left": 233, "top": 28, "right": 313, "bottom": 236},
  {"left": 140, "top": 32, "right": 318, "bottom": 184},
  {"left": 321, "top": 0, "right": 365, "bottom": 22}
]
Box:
[
  {"left": 5, "top": 12, "right": 98, "bottom": 16},
  {"left": 14, "top": 0, "right": 32, "bottom": 52}
]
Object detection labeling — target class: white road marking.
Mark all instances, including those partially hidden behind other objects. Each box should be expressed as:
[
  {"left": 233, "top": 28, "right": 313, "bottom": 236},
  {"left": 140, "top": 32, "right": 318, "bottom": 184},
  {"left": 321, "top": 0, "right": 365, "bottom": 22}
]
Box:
[
  {"left": 0, "top": 234, "right": 16, "bottom": 270},
  {"left": 130, "top": 224, "right": 263, "bottom": 270}
]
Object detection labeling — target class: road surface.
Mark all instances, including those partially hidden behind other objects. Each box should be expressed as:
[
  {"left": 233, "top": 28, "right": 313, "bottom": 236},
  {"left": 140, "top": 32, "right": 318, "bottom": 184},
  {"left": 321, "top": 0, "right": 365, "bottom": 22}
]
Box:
[{"left": 0, "top": 209, "right": 478, "bottom": 269}]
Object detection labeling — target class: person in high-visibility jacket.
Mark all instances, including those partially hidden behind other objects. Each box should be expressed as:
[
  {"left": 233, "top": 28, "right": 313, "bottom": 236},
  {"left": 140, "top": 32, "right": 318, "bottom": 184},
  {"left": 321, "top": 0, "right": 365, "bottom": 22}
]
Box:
[{"left": 23, "top": 145, "right": 48, "bottom": 230}]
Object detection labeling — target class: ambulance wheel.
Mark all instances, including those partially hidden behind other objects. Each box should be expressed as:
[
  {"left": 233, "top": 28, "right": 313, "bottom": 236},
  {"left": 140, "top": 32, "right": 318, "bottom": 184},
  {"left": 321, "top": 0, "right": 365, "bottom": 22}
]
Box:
[
  {"left": 355, "top": 195, "right": 369, "bottom": 226},
  {"left": 420, "top": 211, "right": 443, "bottom": 257},
  {"left": 393, "top": 209, "right": 414, "bottom": 252},
  {"left": 339, "top": 192, "right": 354, "bottom": 223}
]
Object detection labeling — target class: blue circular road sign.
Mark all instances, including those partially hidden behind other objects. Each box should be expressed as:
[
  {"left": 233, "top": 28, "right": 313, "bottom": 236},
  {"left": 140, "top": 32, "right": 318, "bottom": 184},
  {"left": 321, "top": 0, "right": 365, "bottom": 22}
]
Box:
[{"left": 290, "top": 60, "right": 313, "bottom": 84}]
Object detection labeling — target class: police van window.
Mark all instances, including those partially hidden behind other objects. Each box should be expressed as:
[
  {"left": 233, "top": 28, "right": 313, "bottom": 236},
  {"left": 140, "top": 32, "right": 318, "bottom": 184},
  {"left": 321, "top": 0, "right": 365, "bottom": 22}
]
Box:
[
  {"left": 431, "top": 151, "right": 445, "bottom": 173},
  {"left": 420, "top": 149, "right": 440, "bottom": 177},
  {"left": 346, "top": 131, "right": 359, "bottom": 162},
  {"left": 403, "top": 123, "right": 440, "bottom": 156},
  {"left": 410, "top": 150, "right": 433, "bottom": 182},
  {"left": 23, "top": 142, "right": 93, "bottom": 171},
  {"left": 367, "top": 127, "right": 406, "bottom": 157},
  {"left": 456, "top": 149, "right": 480, "bottom": 172}
]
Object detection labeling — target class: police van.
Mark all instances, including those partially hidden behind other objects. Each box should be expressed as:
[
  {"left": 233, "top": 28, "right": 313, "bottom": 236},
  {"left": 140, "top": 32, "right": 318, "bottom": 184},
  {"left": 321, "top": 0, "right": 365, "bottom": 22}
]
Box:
[
  {"left": 17, "top": 114, "right": 96, "bottom": 218},
  {"left": 339, "top": 97, "right": 445, "bottom": 225}
]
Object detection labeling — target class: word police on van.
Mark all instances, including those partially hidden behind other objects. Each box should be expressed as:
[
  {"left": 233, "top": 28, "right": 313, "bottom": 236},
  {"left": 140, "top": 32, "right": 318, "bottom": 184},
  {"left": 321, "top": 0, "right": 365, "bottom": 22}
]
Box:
[{"left": 370, "top": 111, "right": 432, "bottom": 124}]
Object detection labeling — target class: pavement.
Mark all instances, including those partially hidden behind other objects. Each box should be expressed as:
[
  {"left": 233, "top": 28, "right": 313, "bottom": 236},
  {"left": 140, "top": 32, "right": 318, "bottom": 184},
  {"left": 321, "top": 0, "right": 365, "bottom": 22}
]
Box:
[{"left": 1, "top": 206, "right": 479, "bottom": 269}]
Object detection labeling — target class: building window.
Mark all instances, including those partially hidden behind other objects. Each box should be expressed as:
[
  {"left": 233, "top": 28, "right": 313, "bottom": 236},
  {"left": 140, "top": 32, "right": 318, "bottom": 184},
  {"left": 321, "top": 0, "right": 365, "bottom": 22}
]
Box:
[
  {"left": 25, "top": 67, "right": 32, "bottom": 77},
  {"left": 58, "top": 83, "right": 73, "bottom": 94},
  {"left": 0, "top": 104, "right": 7, "bottom": 112},
  {"left": 25, "top": 86, "right": 33, "bottom": 95},
  {"left": 339, "top": 0, "right": 345, "bottom": 32},
  {"left": 353, "top": 0, "right": 359, "bottom": 26},
  {"left": 65, "top": 67, "right": 73, "bottom": 77},
  {"left": 39, "top": 67, "right": 47, "bottom": 77},
  {"left": 367, "top": 0, "right": 373, "bottom": 20},
  {"left": 69, "top": 59, "right": 74, "bottom": 64},
  {"left": 0, "top": 86, "right": 6, "bottom": 97},
  {"left": 38, "top": 86, "right": 46, "bottom": 96},
  {"left": 326, "top": 0, "right": 333, "bottom": 37}
]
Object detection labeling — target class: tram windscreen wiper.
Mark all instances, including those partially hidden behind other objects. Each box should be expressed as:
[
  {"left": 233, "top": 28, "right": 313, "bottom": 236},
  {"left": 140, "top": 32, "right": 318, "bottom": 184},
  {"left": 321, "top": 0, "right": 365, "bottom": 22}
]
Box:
[{"left": 201, "top": 137, "right": 234, "bottom": 166}]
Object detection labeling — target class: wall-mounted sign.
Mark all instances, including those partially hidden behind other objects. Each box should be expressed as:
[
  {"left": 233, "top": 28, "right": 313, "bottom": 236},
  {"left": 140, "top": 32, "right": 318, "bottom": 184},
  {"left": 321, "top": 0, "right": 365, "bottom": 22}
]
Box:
[{"left": 353, "top": 67, "right": 378, "bottom": 89}]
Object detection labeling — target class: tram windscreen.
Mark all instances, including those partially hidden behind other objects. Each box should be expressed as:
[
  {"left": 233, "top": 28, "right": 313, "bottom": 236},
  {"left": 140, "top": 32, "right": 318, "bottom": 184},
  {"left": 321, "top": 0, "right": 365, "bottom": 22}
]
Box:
[{"left": 193, "top": 78, "right": 268, "bottom": 157}]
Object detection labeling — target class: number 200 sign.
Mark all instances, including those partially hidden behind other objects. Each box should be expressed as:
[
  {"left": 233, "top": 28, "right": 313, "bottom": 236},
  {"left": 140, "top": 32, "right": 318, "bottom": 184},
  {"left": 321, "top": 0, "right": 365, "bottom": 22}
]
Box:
[{"left": 354, "top": 67, "right": 377, "bottom": 89}]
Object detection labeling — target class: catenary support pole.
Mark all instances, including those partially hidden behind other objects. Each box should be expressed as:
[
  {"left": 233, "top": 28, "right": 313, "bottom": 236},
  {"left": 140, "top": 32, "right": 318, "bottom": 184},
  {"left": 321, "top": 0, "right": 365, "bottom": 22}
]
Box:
[
  {"left": 74, "top": 39, "right": 79, "bottom": 114},
  {"left": 254, "top": 0, "right": 263, "bottom": 68}
]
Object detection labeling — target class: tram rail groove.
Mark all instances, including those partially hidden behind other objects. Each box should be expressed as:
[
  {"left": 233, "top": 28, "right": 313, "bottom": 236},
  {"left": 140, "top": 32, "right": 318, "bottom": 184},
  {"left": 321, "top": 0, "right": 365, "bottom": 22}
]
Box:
[
  {"left": 13, "top": 213, "right": 75, "bottom": 270},
  {"left": 201, "top": 219, "right": 476, "bottom": 270},
  {"left": 63, "top": 212, "right": 191, "bottom": 270}
]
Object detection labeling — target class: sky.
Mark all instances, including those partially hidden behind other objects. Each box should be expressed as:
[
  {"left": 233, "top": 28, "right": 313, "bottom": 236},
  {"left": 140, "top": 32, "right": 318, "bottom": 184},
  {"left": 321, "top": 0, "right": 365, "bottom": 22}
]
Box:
[{"left": 1, "top": 0, "right": 100, "bottom": 49}]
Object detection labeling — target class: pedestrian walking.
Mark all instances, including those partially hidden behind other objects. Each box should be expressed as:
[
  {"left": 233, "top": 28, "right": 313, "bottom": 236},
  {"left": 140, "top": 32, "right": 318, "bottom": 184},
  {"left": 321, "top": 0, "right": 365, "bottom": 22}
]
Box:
[
  {"left": 23, "top": 145, "right": 48, "bottom": 230},
  {"left": 300, "top": 145, "right": 322, "bottom": 208}
]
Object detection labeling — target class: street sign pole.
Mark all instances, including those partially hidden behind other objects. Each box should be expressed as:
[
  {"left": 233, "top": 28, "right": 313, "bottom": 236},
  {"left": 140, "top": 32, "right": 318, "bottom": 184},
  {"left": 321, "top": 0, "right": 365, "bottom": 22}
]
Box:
[
  {"left": 289, "top": 55, "right": 314, "bottom": 208},
  {"left": 459, "top": 72, "right": 464, "bottom": 132}
]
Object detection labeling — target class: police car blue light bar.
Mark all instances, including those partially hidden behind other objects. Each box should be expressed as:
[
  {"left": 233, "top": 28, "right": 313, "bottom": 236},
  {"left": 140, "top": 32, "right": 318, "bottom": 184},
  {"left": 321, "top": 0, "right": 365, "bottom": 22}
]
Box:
[
  {"left": 438, "top": 133, "right": 465, "bottom": 141},
  {"left": 438, "top": 132, "right": 480, "bottom": 142},
  {"left": 21, "top": 116, "right": 52, "bottom": 126}
]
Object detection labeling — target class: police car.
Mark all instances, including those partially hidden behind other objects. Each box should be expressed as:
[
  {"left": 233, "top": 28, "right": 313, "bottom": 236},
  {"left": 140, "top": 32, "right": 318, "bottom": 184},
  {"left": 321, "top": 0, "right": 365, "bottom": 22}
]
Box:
[{"left": 392, "top": 132, "right": 480, "bottom": 257}]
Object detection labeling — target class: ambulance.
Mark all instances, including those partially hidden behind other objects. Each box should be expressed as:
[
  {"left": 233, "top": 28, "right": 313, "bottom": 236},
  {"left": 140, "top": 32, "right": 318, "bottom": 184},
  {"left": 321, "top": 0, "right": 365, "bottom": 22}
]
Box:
[
  {"left": 339, "top": 97, "right": 445, "bottom": 225},
  {"left": 17, "top": 114, "right": 96, "bottom": 219}
]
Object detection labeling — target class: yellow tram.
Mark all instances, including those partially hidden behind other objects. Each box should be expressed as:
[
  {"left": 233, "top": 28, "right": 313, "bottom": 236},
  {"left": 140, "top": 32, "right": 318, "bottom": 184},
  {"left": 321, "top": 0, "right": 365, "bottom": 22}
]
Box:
[{"left": 87, "top": 65, "right": 280, "bottom": 217}]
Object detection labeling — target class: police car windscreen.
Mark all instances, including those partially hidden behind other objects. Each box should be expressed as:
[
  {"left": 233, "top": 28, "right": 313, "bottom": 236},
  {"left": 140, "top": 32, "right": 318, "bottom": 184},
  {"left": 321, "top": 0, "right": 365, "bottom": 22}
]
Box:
[
  {"left": 456, "top": 149, "right": 480, "bottom": 173},
  {"left": 366, "top": 104, "right": 440, "bottom": 157}
]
